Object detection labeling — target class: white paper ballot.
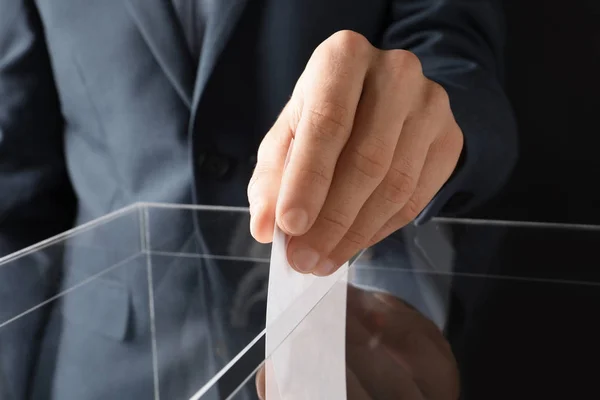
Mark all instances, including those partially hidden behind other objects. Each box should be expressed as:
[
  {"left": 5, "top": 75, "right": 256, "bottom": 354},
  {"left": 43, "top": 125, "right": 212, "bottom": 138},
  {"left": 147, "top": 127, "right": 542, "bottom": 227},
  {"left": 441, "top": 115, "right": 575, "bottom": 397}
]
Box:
[{"left": 265, "top": 227, "right": 348, "bottom": 399}]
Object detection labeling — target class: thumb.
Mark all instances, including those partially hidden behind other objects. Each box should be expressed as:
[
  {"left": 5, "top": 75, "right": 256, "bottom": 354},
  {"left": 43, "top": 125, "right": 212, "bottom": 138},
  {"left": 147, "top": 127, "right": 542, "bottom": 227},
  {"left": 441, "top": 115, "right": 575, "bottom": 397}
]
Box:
[{"left": 248, "top": 100, "right": 298, "bottom": 243}]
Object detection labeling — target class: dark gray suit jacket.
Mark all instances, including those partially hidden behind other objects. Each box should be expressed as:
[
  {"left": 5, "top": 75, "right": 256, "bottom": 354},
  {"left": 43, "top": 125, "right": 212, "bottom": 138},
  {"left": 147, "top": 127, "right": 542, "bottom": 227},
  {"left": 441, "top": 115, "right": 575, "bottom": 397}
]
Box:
[{"left": 0, "top": 0, "right": 517, "bottom": 398}]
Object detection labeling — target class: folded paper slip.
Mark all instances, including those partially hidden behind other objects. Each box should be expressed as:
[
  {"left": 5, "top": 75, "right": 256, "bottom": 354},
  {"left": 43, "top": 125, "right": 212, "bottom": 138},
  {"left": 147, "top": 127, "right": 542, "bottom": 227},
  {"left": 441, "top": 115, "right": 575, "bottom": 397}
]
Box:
[{"left": 265, "top": 227, "right": 349, "bottom": 399}]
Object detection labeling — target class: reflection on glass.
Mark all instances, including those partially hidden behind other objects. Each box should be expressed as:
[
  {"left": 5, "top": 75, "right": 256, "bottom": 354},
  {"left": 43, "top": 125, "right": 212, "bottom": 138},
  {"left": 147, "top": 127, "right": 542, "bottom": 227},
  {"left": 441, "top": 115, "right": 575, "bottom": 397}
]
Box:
[
  {"left": 0, "top": 204, "right": 270, "bottom": 400},
  {"left": 2, "top": 204, "right": 600, "bottom": 399}
]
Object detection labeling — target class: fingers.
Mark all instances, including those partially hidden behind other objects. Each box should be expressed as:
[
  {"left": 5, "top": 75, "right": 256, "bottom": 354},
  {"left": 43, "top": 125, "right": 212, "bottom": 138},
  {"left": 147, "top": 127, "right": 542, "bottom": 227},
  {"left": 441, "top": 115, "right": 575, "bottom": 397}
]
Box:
[
  {"left": 325, "top": 111, "right": 433, "bottom": 268},
  {"left": 275, "top": 31, "right": 373, "bottom": 239},
  {"left": 285, "top": 50, "right": 421, "bottom": 274},
  {"left": 248, "top": 101, "right": 296, "bottom": 243},
  {"left": 250, "top": 32, "right": 464, "bottom": 274},
  {"left": 327, "top": 82, "right": 462, "bottom": 267},
  {"left": 369, "top": 122, "right": 463, "bottom": 245}
]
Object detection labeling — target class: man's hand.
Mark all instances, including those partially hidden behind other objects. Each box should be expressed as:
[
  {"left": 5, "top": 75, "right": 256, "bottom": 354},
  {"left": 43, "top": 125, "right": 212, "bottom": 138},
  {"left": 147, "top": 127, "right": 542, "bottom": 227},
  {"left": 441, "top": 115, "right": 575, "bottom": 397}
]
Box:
[
  {"left": 248, "top": 30, "right": 463, "bottom": 275},
  {"left": 256, "top": 286, "right": 460, "bottom": 400}
]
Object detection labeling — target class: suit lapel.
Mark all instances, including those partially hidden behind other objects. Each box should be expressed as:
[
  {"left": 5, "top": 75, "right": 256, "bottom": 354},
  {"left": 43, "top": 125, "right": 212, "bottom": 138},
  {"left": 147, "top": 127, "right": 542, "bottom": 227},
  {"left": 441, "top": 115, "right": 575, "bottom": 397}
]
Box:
[
  {"left": 126, "top": 0, "right": 195, "bottom": 107},
  {"left": 190, "top": 0, "right": 250, "bottom": 117}
]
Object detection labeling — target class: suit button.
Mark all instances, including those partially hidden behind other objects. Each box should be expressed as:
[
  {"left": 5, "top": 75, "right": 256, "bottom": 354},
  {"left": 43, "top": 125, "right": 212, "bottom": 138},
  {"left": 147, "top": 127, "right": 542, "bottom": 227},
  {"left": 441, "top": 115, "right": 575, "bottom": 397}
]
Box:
[{"left": 198, "top": 152, "right": 231, "bottom": 179}]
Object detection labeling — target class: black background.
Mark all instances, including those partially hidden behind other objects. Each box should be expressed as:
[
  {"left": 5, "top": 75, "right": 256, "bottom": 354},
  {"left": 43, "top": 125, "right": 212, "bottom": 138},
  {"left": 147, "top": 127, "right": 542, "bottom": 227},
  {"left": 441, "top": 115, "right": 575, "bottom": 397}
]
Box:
[
  {"left": 456, "top": 3, "right": 600, "bottom": 398},
  {"left": 473, "top": 1, "right": 600, "bottom": 227}
]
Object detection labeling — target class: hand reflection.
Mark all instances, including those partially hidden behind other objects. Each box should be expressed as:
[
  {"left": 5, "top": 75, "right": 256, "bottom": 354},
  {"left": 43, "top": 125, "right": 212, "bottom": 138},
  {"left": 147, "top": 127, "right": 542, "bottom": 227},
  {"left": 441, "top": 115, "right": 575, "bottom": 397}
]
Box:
[{"left": 257, "top": 286, "right": 459, "bottom": 400}]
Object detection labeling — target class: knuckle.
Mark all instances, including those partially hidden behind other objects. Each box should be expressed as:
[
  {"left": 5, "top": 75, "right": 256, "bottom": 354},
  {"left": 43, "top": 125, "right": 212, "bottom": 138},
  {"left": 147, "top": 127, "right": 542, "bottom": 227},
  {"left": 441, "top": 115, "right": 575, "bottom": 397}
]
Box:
[
  {"left": 298, "top": 163, "right": 333, "bottom": 188},
  {"left": 349, "top": 140, "right": 391, "bottom": 181},
  {"left": 385, "top": 49, "right": 423, "bottom": 78},
  {"left": 305, "top": 103, "right": 350, "bottom": 142},
  {"left": 435, "top": 123, "right": 464, "bottom": 160},
  {"left": 342, "top": 228, "right": 369, "bottom": 247},
  {"left": 399, "top": 196, "right": 424, "bottom": 222},
  {"left": 381, "top": 167, "right": 417, "bottom": 205},
  {"left": 321, "top": 210, "right": 353, "bottom": 237},
  {"left": 326, "top": 30, "right": 372, "bottom": 59},
  {"left": 426, "top": 81, "right": 451, "bottom": 112}
]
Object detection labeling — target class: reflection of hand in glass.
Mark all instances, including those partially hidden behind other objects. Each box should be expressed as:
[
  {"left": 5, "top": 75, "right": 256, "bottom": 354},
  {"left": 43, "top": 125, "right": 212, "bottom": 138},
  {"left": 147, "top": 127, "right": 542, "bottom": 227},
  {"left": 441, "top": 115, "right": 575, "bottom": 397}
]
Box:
[
  {"left": 343, "top": 286, "right": 460, "bottom": 399},
  {"left": 257, "top": 286, "right": 459, "bottom": 399}
]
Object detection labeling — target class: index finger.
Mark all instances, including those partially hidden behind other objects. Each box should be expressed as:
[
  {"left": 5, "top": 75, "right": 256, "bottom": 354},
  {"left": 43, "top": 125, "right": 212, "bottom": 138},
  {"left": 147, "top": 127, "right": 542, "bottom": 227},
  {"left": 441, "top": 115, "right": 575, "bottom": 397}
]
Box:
[{"left": 275, "top": 31, "right": 373, "bottom": 237}]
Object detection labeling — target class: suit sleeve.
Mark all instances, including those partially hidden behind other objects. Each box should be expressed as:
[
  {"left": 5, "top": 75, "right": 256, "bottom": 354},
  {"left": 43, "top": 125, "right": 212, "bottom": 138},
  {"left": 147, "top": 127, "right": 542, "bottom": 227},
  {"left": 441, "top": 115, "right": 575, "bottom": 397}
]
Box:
[
  {"left": 0, "top": 1, "right": 76, "bottom": 398},
  {"left": 380, "top": 0, "right": 518, "bottom": 221}
]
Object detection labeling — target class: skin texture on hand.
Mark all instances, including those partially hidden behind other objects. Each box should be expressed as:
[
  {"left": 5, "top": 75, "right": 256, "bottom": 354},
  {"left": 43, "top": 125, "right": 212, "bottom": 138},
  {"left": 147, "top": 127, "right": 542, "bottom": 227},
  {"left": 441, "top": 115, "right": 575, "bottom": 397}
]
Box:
[
  {"left": 248, "top": 30, "right": 463, "bottom": 276},
  {"left": 256, "top": 286, "right": 460, "bottom": 400}
]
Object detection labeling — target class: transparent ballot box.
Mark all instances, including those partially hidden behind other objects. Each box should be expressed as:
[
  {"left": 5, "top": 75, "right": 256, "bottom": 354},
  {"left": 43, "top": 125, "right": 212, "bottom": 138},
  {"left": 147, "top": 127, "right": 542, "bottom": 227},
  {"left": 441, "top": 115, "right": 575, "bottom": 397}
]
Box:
[
  {"left": 0, "top": 203, "right": 275, "bottom": 400},
  {"left": 2, "top": 203, "right": 600, "bottom": 399}
]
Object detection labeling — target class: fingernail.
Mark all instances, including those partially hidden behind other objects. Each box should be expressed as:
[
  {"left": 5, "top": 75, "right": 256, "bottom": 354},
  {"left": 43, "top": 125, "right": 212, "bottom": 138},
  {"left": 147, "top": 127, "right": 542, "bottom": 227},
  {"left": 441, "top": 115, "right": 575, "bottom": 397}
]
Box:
[
  {"left": 313, "top": 259, "right": 337, "bottom": 276},
  {"left": 291, "top": 247, "right": 320, "bottom": 273},
  {"left": 280, "top": 208, "right": 309, "bottom": 235}
]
